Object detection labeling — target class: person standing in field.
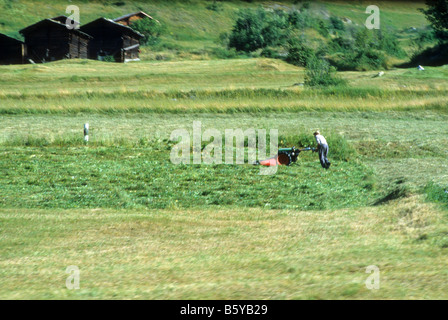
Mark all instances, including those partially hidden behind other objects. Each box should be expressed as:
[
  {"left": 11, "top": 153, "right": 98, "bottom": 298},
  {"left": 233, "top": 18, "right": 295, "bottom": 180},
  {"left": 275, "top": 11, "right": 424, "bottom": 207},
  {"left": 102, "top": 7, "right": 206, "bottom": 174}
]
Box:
[{"left": 314, "top": 131, "right": 331, "bottom": 169}]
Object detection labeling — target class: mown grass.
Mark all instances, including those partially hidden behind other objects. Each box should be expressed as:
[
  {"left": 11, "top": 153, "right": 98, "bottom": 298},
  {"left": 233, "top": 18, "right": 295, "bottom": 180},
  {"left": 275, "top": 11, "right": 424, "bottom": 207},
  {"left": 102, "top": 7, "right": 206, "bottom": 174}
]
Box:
[
  {"left": 1, "top": 59, "right": 448, "bottom": 114},
  {"left": 0, "top": 134, "right": 374, "bottom": 210},
  {"left": 2, "top": 195, "right": 448, "bottom": 299},
  {"left": 1, "top": 111, "right": 447, "bottom": 190}
]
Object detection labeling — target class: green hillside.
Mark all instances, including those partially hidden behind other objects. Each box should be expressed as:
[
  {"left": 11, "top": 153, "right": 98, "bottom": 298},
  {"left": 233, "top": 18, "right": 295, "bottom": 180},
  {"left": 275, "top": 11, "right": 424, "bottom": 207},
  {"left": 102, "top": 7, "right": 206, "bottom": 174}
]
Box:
[{"left": 0, "top": 0, "right": 430, "bottom": 54}]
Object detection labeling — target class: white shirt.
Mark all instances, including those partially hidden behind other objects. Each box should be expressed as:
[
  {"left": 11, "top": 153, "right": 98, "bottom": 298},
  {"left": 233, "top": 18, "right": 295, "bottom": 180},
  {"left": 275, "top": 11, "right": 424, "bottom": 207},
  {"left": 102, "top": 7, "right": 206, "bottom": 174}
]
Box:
[{"left": 315, "top": 134, "right": 327, "bottom": 146}]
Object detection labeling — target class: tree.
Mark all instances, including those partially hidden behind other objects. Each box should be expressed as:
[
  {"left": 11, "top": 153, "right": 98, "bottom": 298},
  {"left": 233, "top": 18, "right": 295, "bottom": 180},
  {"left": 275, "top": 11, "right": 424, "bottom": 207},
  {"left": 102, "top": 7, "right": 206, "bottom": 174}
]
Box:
[
  {"left": 420, "top": 0, "right": 448, "bottom": 41},
  {"left": 228, "top": 8, "right": 291, "bottom": 52},
  {"left": 130, "top": 17, "right": 163, "bottom": 46},
  {"left": 228, "top": 8, "right": 266, "bottom": 52}
]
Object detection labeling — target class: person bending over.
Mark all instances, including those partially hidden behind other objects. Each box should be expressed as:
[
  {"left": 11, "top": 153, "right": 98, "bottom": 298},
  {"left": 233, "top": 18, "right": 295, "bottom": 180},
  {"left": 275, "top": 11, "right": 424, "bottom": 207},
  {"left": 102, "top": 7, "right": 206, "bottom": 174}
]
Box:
[{"left": 314, "top": 131, "right": 331, "bottom": 169}]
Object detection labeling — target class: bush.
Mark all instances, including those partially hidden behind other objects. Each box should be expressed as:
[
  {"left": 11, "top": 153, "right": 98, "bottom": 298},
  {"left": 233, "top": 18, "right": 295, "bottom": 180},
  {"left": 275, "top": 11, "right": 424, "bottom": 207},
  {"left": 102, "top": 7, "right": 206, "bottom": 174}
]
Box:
[
  {"left": 285, "top": 39, "right": 315, "bottom": 67},
  {"left": 260, "top": 47, "right": 281, "bottom": 59},
  {"left": 228, "top": 8, "right": 267, "bottom": 52},
  {"left": 331, "top": 48, "right": 387, "bottom": 71},
  {"left": 425, "top": 182, "right": 448, "bottom": 207},
  {"left": 305, "top": 56, "right": 347, "bottom": 87},
  {"left": 130, "top": 17, "right": 163, "bottom": 46},
  {"left": 103, "top": 55, "right": 116, "bottom": 63},
  {"left": 206, "top": 0, "right": 222, "bottom": 12},
  {"left": 228, "top": 8, "right": 292, "bottom": 52},
  {"left": 328, "top": 28, "right": 399, "bottom": 70},
  {"left": 330, "top": 16, "right": 345, "bottom": 32},
  {"left": 211, "top": 47, "right": 240, "bottom": 59},
  {"left": 376, "top": 30, "right": 406, "bottom": 58}
]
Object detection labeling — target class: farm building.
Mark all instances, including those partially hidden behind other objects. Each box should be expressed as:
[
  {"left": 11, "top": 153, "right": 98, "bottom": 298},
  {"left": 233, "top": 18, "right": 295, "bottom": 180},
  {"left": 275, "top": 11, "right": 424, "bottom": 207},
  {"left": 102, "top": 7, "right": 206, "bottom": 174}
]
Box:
[
  {"left": 19, "top": 18, "right": 92, "bottom": 63},
  {"left": 113, "top": 11, "right": 156, "bottom": 26},
  {"left": 0, "top": 33, "right": 26, "bottom": 65},
  {"left": 80, "top": 17, "right": 144, "bottom": 62}
]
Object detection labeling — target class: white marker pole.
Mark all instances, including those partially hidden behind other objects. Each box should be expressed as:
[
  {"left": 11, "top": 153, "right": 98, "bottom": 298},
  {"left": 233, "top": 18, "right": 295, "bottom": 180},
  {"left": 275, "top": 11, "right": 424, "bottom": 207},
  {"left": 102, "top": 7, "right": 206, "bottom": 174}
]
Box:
[{"left": 84, "top": 123, "right": 89, "bottom": 143}]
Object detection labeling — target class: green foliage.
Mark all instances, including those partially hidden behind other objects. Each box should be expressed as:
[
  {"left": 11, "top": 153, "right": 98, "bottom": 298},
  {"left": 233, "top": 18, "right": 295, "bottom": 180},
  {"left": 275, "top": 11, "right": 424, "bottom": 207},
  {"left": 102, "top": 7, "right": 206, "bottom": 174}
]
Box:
[
  {"left": 333, "top": 49, "right": 387, "bottom": 71},
  {"left": 330, "top": 16, "right": 345, "bottom": 32},
  {"left": 317, "top": 20, "right": 330, "bottom": 38},
  {"left": 206, "top": 0, "right": 222, "bottom": 12},
  {"left": 130, "top": 17, "right": 163, "bottom": 46},
  {"left": 103, "top": 55, "right": 116, "bottom": 63},
  {"left": 228, "top": 8, "right": 267, "bottom": 52},
  {"left": 228, "top": 7, "right": 312, "bottom": 53},
  {"left": 420, "top": 0, "right": 448, "bottom": 42},
  {"left": 425, "top": 182, "right": 448, "bottom": 206},
  {"left": 328, "top": 28, "right": 403, "bottom": 70},
  {"left": 211, "top": 47, "right": 240, "bottom": 59},
  {"left": 305, "top": 56, "right": 347, "bottom": 87},
  {"left": 285, "top": 38, "right": 315, "bottom": 67},
  {"left": 260, "top": 47, "right": 282, "bottom": 59}
]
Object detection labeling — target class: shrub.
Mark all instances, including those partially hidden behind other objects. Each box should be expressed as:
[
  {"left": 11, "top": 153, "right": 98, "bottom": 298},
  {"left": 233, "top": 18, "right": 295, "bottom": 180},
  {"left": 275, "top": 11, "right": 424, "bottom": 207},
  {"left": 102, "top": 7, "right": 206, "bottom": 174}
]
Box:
[
  {"left": 130, "top": 17, "right": 163, "bottom": 46},
  {"left": 206, "top": 0, "right": 222, "bottom": 12},
  {"left": 103, "top": 55, "right": 116, "bottom": 63},
  {"left": 211, "top": 47, "right": 240, "bottom": 59},
  {"left": 285, "top": 39, "right": 315, "bottom": 67},
  {"left": 228, "top": 8, "right": 293, "bottom": 52},
  {"left": 425, "top": 182, "right": 448, "bottom": 207},
  {"left": 376, "top": 30, "right": 406, "bottom": 58},
  {"left": 228, "top": 8, "right": 267, "bottom": 52},
  {"left": 305, "top": 56, "right": 347, "bottom": 87},
  {"left": 328, "top": 28, "right": 398, "bottom": 70},
  {"left": 260, "top": 47, "right": 281, "bottom": 59},
  {"left": 330, "top": 16, "right": 345, "bottom": 32}
]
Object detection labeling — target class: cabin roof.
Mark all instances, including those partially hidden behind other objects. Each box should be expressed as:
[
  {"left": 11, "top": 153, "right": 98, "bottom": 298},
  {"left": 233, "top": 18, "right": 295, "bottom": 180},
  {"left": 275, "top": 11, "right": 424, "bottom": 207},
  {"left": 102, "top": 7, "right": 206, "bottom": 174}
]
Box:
[
  {"left": 80, "top": 17, "right": 144, "bottom": 39},
  {"left": 0, "top": 33, "right": 24, "bottom": 44},
  {"left": 113, "top": 11, "right": 155, "bottom": 23},
  {"left": 50, "top": 15, "right": 81, "bottom": 28},
  {"left": 19, "top": 19, "right": 92, "bottom": 39}
]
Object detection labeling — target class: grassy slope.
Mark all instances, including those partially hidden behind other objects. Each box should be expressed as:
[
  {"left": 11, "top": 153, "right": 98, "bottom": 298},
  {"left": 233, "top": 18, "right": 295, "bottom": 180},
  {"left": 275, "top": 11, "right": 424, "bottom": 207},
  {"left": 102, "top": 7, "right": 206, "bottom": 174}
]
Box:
[{"left": 0, "top": 0, "right": 429, "bottom": 47}]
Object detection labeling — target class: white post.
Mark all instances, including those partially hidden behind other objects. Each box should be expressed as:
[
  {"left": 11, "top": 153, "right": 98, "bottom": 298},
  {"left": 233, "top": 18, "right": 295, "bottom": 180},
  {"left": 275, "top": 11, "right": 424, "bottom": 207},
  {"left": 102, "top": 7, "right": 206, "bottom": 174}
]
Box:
[{"left": 84, "top": 123, "right": 89, "bottom": 142}]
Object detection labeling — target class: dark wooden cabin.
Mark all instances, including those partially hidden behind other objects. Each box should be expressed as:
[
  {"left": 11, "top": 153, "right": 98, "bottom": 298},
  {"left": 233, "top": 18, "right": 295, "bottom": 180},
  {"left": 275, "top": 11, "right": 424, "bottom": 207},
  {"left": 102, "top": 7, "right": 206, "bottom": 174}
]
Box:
[
  {"left": 80, "top": 18, "right": 144, "bottom": 63},
  {"left": 20, "top": 19, "right": 92, "bottom": 63},
  {"left": 0, "top": 33, "right": 26, "bottom": 65},
  {"left": 113, "top": 11, "right": 156, "bottom": 26}
]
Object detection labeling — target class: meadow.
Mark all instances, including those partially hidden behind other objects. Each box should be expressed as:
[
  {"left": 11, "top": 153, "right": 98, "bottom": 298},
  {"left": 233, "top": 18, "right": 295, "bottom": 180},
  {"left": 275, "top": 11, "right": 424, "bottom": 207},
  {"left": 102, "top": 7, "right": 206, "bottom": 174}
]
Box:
[
  {"left": 1, "top": 59, "right": 448, "bottom": 114},
  {"left": 1, "top": 0, "right": 448, "bottom": 300},
  {"left": 1, "top": 60, "right": 448, "bottom": 299}
]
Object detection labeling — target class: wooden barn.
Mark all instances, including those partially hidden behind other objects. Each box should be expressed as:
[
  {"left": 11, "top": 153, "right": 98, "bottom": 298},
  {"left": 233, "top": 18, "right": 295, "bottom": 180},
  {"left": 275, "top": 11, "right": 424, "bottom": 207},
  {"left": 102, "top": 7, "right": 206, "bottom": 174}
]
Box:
[
  {"left": 0, "top": 33, "right": 26, "bottom": 65},
  {"left": 80, "top": 18, "right": 144, "bottom": 63},
  {"left": 19, "top": 18, "right": 92, "bottom": 63},
  {"left": 113, "top": 11, "right": 156, "bottom": 26}
]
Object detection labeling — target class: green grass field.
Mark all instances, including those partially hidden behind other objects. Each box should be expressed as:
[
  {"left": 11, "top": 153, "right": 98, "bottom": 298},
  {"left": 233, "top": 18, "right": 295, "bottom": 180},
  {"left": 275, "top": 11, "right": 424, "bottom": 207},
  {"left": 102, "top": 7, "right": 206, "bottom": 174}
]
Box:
[{"left": 1, "top": 0, "right": 448, "bottom": 300}]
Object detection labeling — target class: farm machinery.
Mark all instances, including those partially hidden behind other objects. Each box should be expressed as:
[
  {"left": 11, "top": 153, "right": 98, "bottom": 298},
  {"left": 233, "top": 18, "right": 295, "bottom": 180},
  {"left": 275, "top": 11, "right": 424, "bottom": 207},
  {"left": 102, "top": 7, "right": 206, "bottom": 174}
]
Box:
[{"left": 256, "top": 147, "right": 316, "bottom": 167}]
